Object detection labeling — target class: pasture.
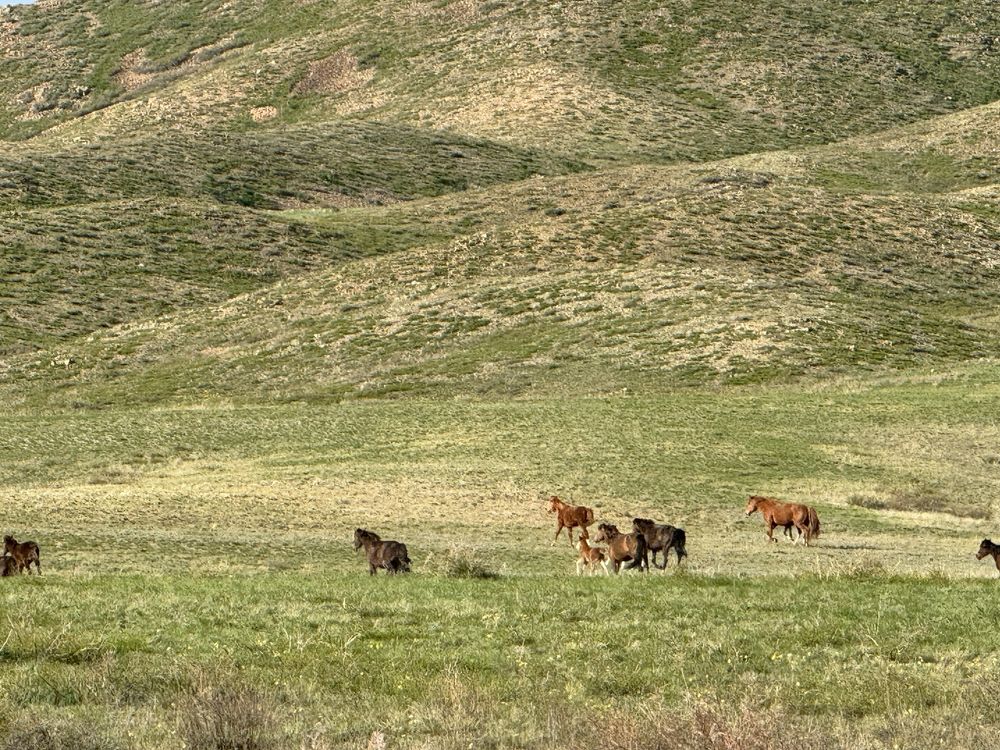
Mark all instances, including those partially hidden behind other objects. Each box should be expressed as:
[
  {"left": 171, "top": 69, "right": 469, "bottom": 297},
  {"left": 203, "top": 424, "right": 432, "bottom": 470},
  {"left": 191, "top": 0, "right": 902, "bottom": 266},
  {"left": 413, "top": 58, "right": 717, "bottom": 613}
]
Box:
[{"left": 1, "top": 371, "right": 998, "bottom": 748}]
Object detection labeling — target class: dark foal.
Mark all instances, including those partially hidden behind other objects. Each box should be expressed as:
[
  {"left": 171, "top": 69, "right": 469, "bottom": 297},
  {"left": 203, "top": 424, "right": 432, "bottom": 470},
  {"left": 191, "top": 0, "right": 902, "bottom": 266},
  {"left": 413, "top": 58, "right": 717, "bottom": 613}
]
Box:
[
  {"left": 0, "top": 556, "right": 17, "bottom": 577},
  {"left": 976, "top": 539, "right": 1000, "bottom": 576},
  {"left": 632, "top": 517, "right": 687, "bottom": 569},
  {"left": 353, "top": 528, "right": 411, "bottom": 575},
  {"left": 3, "top": 536, "right": 40, "bottom": 575}
]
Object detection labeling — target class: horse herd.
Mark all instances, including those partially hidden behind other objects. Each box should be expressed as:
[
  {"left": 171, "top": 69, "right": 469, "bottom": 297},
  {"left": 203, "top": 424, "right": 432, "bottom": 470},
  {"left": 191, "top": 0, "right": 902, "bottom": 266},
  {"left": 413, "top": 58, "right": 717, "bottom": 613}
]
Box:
[
  {"left": 4, "top": 500, "right": 997, "bottom": 579},
  {"left": 354, "top": 494, "right": 1000, "bottom": 577}
]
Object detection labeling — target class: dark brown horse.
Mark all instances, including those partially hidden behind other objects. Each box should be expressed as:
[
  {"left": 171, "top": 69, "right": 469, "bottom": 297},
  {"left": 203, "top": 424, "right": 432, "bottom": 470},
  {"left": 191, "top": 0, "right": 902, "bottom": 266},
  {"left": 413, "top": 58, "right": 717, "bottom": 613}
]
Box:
[
  {"left": 0, "top": 556, "right": 16, "bottom": 577},
  {"left": 353, "top": 529, "right": 410, "bottom": 575},
  {"left": 976, "top": 539, "right": 1000, "bottom": 575},
  {"left": 3, "top": 536, "right": 40, "bottom": 575},
  {"left": 547, "top": 496, "right": 595, "bottom": 545},
  {"left": 745, "top": 496, "right": 820, "bottom": 545},
  {"left": 592, "top": 523, "right": 648, "bottom": 573},
  {"left": 632, "top": 518, "right": 687, "bottom": 569}
]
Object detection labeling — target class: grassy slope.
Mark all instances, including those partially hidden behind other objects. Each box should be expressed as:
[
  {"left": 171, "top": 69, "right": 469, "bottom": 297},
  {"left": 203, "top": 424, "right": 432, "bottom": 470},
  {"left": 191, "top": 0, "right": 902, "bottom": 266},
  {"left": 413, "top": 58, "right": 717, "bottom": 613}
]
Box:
[
  {"left": 4, "top": 0, "right": 999, "bottom": 163},
  {"left": 3, "top": 107, "right": 998, "bottom": 404}
]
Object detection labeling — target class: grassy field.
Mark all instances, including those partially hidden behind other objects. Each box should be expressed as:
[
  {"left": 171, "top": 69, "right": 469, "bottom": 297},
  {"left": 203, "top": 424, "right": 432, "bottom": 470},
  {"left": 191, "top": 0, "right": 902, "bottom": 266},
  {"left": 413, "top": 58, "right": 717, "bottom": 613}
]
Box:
[{"left": 1, "top": 374, "right": 999, "bottom": 746}]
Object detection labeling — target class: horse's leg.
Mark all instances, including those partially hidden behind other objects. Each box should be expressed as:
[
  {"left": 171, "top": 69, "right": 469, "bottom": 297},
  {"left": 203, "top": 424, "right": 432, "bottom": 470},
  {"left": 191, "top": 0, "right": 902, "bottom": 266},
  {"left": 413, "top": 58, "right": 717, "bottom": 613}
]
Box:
[
  {"left": 567, "top": 526, "right": 575, "bottom": 546},
  {"left": 767, "top": 520, "right": 776, "bottom": 543},
  {"left": 576, "top": 558, "right": 584, "bottom": 576},
  {"left": 553, "top": 522, "right": 564, "bottom": 544}
]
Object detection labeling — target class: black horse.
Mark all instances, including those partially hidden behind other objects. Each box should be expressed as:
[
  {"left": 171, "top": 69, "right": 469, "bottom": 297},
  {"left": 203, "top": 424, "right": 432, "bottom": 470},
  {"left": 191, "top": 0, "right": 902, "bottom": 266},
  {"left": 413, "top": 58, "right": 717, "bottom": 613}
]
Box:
[{"left": 632, "top": 517, "right": 687, "bottom": 569}]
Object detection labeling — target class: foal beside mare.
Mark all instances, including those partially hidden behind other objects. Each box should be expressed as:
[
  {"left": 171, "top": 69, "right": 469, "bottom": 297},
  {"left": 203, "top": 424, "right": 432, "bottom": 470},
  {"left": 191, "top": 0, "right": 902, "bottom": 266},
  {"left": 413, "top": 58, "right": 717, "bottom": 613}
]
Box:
[
  {"left": 353, "top": 529, "right": 411, "bottom": 575},
  {"left": 3, "top": 536, "right": 40, "bottom": 575},
  {"left": 575, "top": 529, "right": 610, "bottom": 576}
]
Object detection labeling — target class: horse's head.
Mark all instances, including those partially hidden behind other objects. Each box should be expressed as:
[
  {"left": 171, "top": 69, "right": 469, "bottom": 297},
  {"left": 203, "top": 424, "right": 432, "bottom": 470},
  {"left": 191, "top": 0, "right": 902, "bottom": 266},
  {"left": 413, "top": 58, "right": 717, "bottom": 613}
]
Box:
[
  {"left": 632, "top": 517, "right": 653, "bottom": 533},
  {"left": 547, "top": 496, "right": 562, "bottom": 513},
  {"left": 354, "top": 528, "right": 377, "bottom": 552},
  {"left": 593, "top": 523, "right": 619, "bottom": 544},
  {"left": 579, "top": 527, "right": 590, "bottom": 541},
  {"left": 977, "top": 539, "right": 993, "bottom": 559},
  {"left": 2, "top": 536, "right": 13, "bottom": 553},
  {"left": 745, "top": 496, "right": 762, "bottom": 516}
]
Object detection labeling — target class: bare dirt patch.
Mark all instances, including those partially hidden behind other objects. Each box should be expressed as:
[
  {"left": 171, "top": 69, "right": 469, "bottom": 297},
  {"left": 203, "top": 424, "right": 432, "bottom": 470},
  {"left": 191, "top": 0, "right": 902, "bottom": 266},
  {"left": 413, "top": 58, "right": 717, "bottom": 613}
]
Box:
[{"left": 293, "top": 49, "right": 374, "bottom": 95}]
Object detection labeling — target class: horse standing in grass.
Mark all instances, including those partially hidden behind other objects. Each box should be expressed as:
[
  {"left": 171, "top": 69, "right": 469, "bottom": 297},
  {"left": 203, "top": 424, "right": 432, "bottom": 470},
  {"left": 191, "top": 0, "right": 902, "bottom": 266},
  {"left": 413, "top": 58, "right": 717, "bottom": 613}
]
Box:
[
  {"left": 353, "top": 529, "right": 411, "bottom": 575},
  {"left": 3, "top": 536, "right": 40, "bottom": 575},
  {"left": 547, "top": 496, "right": 595, "bottom": 545},
  {"left": 592, "top": 523, "right": 648, "bottom": 573},
  {"left": 575, "top": 529, "right": 610, "bottom": 576},
  {"left": 632, "top": 517, "right": 687, "bottom": 569},
  {"left": 744, "top": 495, "right": 820, "bottom": 545},
  {"left": 976, "top": 539, "right": 1000, "bottom": 575}
]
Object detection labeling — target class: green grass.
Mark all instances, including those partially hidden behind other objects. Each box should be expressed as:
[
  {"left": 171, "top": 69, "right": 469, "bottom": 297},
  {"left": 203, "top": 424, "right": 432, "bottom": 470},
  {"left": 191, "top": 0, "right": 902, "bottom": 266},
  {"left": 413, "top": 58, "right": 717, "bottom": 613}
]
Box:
[{"left": 0, "top": 572, "right": 997, "bottom": 748}]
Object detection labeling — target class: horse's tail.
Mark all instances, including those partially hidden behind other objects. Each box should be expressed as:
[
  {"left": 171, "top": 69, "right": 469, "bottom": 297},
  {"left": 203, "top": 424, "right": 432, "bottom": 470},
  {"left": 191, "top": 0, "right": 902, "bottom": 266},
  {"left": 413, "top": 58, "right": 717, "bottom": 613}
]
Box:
[
  {"left": 807, "top": 507, "right": 820, "bottom": 541},
  {"left": 625, "top": 533, "right": 648, "bottom": 571},
  {"left": 674, "top": 528, "right": 688, "bottom": 562},
  {"left": 401, "top": 544, "right": 412, "bottom": 572}
]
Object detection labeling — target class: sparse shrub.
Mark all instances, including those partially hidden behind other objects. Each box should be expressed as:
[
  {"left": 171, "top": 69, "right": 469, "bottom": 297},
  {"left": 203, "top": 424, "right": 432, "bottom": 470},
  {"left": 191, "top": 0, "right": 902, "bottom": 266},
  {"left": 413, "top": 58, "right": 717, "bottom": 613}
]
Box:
[
  {"left": 581, "top": 698, "right": 826, "bottom": 750},
  {"left": 178, "top": 683, "right": 279, "bottom": 750},
  {"left": 434, "top": 547, "right": 500, "bottom": 579},
  {"left": 0, "top": 716, "right": 128, "bottom": 750}
]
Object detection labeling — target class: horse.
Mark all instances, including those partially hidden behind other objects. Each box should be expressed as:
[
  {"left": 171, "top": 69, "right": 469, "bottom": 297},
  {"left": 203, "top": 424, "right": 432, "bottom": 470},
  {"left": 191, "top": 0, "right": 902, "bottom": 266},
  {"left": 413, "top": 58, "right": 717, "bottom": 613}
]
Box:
[
  {"left": 591, "top": 523, "right": 648, "bottom": 573},
  {"left": 744, "top": 495, "right": 820, "bottom": 545},
  {"left": 0, "top": 556, "right": 16, "bottom": 577},
  {"left": 632, "top": 517, "right": 687, "bottom": 569},
  {"left": 976, "top": 539, "right": 1000, "bottom": 575},
  {"left": 575, "top": 528, "right": 610, "bottom": 576},
  {"left": 3, "top": 536, "right": 40, "bottom": 575},
  {"left": 353, "top": 528, "right": 410, "bottom": 575},
  {"left": 547, "top": 496, "right": 595, "bottom": 545}
]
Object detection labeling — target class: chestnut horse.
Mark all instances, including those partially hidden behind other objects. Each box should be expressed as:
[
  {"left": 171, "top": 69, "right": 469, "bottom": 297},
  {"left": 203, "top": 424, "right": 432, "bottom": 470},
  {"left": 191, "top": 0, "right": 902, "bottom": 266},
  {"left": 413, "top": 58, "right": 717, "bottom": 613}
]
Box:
[
  {"left": 976, "top": 539, "right": 1000, "bottom": 575},
  {"left": 353, "top": 528, "right": 411, "bottom": 575},
  {"left": 3, "top": 536, "right": 40, "bottom": 575},
  {"left": 744, "top": 495, "right": 820, "bottom": 545},
  {"left": 592, "top": 523, "right": 648, "bottom": 573},
  {"left": 547, "top": 496, "right": 595, "bottom": 545}
]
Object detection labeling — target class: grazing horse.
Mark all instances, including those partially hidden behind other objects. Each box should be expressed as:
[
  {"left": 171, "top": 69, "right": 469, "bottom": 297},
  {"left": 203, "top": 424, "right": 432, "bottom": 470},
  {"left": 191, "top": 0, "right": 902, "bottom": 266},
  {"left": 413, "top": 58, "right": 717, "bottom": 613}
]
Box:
[
  {"left": 976, "top": 539, "right": 1000, "bottom": 575},
  {"left": 0, "top": 556, "right": 16, "bottom": 577},
  {"left": 353, "top": 529, "right": 411, "bottom": 575},
  {"left": 3, "top": 536, "right": 40, "bottom": 575},
  {"left": 632, "top": 517, "right": 687, "bottom": 569},
  {"left": 547, "top": 496, "right": 595, "bottom": 545},
  {"left": 744, "top": 495, "right": 820, "bottom": 545},
  {"left": 575, "top": 529, "right": 610, "bottom": 576},
  {"left": 591, "top": 523, "right": 648, "bottom": 573}
]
